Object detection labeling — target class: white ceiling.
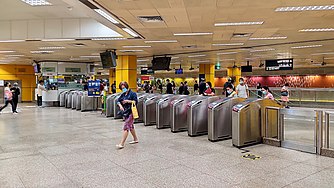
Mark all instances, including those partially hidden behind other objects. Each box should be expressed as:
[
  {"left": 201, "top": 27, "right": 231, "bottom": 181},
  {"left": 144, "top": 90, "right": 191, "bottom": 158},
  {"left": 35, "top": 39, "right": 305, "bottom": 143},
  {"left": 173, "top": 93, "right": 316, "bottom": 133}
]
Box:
[{"left": 1, "top": 0, "right": 334, "bottom": 72}]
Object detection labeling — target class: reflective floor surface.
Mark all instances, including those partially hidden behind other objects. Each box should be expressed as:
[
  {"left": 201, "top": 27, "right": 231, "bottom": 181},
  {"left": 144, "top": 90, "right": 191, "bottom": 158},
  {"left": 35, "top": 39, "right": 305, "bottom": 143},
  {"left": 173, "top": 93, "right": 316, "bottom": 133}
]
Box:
[{"left": 1, "top": 104, "right": 334, "bottom": 188}]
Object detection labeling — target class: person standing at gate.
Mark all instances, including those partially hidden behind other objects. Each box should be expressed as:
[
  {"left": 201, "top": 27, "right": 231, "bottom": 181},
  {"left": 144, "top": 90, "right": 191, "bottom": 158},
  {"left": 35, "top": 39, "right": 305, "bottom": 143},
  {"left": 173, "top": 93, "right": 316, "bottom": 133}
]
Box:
[
  {"left": 166, "top": 79, "right": 173, "bottom": 94},
  {"left": 11, "top": 82, "right": 20, "bottom": 113},
  {"left": 193, "top": 80, "right": 199, "bottom": 95},
  {"left": 236, "top": 78, "right": 249, "bottom": 99},
  {"left": 37, "top": 80, "right": 47, "bottom": 107},
  {"left": 0, "top": 82, "right": 14, "bottom": 114}
]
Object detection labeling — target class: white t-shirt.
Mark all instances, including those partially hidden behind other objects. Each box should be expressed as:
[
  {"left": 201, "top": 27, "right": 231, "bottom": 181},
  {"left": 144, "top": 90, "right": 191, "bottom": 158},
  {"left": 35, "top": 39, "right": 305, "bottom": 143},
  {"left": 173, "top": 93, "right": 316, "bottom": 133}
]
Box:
[
  {"left": 236, "top": 84, "right": 248, "bottom": 98},
  {"left": 37, "top": 84, "right": 45, "bottom": 96}
]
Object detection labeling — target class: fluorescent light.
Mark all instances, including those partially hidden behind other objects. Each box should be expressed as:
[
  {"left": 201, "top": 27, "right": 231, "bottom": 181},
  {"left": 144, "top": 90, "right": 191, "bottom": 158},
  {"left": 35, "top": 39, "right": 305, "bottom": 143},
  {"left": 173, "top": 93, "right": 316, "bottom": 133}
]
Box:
[
  {"left": 145, "top": 40, "right": 177, "bottom": 43},
  {"left": 249, "top": 37, "right": 287, "bottom": 40},
  {"left": 42, "top": 39, "right": 75, "bottom": 42},
  {"left": 311, "top": 52, "right": 334, "bottom": 55},
  {"left": 0, "top": 51, "right": 15, "bottom": 53},
  {"left": 217, "top": 52, "right": 238, "bottom": 55},
  {"left": 215, "top": 21, "right": 264, "bottom": 26},
  {"left": 39, "top": 46, "right": 66, "bottom": 50},
  {"left": 220, "top": 59, "right": 235, "bottom": 61},
  {"left": 30, "top": 50, "right": 54, "bottom": 54},
  {"left": 21, "top": 0, "right": 52, "bottom": 6},
  {"left": 250, "top": 48, "right": 275, "bottom": 52},
  {"left": 94, "top": 9, "right": 119, "bottom": 24},
  {"left": 188, "top": 54, "right": 206, "bottom": 58},
  {"left": 212, "top": 43, "right": 244, "bottom": 46},
  {"left": 79, "top": 56, "right": 100, "bottom": 58},
  {"left": 197, "top": 60, "right": 210, "bottom": 63},
  {"left": 122, "top": 28, "right": 139, "bottom": 37},
  {"left": 0, "top": 40, "right": 25, "bottom": 43},
  {"left": 291, "top": 45, "right": 323, "bottom": 49},
  {"left": 173, "top": 32, "right": 213, "bottom": 36},
  {"left": 324, "top": 57, "right": 334, "bottom": 60},
  {"left": 275, "top": 5, "right": 334, "bottom": 12},
  {"left": 92, "top": 37, "right": 126, "bottom": 41},
  {"left": 5, "top": 55, "right": 25, "bottom": 57},
  {"left": 123, "top": 46, "right": 151, "bottom": 48},
  {"left": 171, "top": 56, "right": 179, "bottom": 59},
  {"left": 299, "top": 28, "right": 334, "bottom": 32},
  {"left": 119, "top": 50, "right": 143, "bottom": 52},
  {"left": 137, "top": 59, "right": 149, "bottom": 62}
]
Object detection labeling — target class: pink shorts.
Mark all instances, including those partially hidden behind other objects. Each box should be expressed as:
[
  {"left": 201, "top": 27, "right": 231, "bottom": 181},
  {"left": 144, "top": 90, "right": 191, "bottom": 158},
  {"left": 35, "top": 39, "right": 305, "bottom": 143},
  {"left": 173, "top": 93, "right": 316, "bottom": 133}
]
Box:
[{"left": 123, "top": 114, "right": 134, "bottom": 131}]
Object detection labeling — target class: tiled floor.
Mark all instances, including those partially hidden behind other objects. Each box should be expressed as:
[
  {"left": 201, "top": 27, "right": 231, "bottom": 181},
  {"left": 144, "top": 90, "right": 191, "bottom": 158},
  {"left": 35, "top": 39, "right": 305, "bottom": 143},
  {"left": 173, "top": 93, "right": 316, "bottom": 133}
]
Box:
[{"left": 1, "top": 104, "right": 334, "bottom": 188}]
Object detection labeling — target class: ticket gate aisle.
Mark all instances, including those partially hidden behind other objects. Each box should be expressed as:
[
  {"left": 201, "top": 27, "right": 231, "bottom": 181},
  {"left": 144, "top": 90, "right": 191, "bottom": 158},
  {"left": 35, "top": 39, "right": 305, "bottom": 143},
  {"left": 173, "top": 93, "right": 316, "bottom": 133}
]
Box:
[
  {"left": 71, "top": 91, "right": 82, "bottom": 110},
  {"left": 156, "top": 95, "right": 187, "bottom": 129},
  {"left": 59, "top": 90, "right": 70, "bottom": 107},
  {"left": 208, "top": 97, "right": 245, "bottom": 142},
  {"left": 81, "top": 92, "right": 98, "bottom": 112},
  {"left": 76, "top": 92, "right": 83, "bottom": 110},
  {"left": 232, "top": 98, "right": 262, "bottom": 147},
  {"left": 105, "top": 93, "right": 121, "bottom": 117},
  {"left": 171, "top": 95, "right": 204, "bottom": 133},
  {"left": 134, "top": 93, "right": 155, "bottom": 123},
  {"left": 66, "top": 91, "right": 75, "bottom": 108},
  {"left": 187, "top": 96, "right": 220, "bottom": 137},
  {"left": 144, "top": 94, "right": 171, "bottom": 126}
]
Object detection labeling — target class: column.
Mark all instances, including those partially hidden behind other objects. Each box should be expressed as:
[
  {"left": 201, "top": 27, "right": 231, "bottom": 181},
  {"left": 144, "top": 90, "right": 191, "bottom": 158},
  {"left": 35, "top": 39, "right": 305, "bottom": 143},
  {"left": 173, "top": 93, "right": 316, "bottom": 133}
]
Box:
[
  {"left": 199, "top": 64, "right": 215, "bottom": 87},
  {"left": 115, "top": 55, "right": 137, "bottom": 92},
  {"left": 227, "top": 67, "right": 241, "bottom": 85}
]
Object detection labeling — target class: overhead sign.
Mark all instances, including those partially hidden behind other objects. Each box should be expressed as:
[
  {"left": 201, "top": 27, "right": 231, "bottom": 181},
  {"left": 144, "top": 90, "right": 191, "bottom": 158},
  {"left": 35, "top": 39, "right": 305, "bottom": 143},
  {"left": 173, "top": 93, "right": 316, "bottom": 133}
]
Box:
[
  {"left": 265, "top": 58, "right": 293, "bottom": 71},
  {"left": 141, "top": 76, "right": 150, "bottom": 81},
  {"left": 88, "top": 80, "right": 101, "bottom": 97},
  {"left": 42, "top": 67, "right": 56, "bottom": 72},
  {"left": 65, "top": 68, "right": 81, "bottom": 73}
]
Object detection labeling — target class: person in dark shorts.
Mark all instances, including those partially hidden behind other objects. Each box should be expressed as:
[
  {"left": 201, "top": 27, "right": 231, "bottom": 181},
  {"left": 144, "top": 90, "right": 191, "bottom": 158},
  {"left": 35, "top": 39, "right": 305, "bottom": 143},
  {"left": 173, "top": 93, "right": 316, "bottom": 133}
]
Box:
[
  {"left": 193, "top": 80, "right": 199, "bottom": 94},
  {"left": 116, "top": 81, "right": 139, "bottom": 149},
  {"left": 11, "top": 82, "right": 20, "bottom": 113}
]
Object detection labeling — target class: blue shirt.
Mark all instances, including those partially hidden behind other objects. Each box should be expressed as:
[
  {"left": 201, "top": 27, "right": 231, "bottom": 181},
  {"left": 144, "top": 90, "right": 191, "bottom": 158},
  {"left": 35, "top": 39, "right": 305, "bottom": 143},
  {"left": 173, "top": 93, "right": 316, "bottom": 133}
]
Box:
[{"left": 117, "top": 90, "right": 138, "bottom": 108}]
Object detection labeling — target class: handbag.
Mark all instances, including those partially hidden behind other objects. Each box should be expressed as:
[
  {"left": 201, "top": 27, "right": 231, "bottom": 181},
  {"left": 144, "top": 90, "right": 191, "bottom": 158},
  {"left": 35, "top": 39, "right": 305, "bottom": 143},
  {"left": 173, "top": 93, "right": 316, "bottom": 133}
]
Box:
[
  {"left": 131, "top": 101, "right": 139, "bottom": 119},
  {"left": 281, "top": 91, "right": 288, "bottom": 96}
]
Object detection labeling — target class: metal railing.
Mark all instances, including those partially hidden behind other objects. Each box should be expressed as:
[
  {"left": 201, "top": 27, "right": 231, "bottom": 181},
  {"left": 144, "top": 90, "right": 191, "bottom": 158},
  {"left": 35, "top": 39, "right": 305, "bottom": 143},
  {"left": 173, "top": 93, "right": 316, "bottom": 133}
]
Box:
[{"left": 321, "top": 112, "right": 334, "bottom": 157}]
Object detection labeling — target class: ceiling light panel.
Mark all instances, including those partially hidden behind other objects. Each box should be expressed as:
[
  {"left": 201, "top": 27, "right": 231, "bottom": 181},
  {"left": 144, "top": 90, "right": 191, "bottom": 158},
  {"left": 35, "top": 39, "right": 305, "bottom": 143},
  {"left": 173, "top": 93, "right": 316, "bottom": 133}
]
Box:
[
  {"left": 92, "top": 37, "right": 126, "bottom": 41},
  {"left": 122, "top": 28, "right": 139, "bottom": 37},
  {"left": 5, "top": 55, "right": 25, "bottom": 57},
  {"left": 174, "top": 32, "right": 213, "bottom": 36},
  {"left": 215, "top": 21, "right": 264, "bottom": 26},
  {"left": 188, "top": 54, "right": 206, "bottom": 58},
  {"left": 311, "top": 52, "right": 334, "bottom": 55},
  {"left": 250, "top": 48, "right": 275, "bottom": 52},
  {"left": 275, "top": 5, "right": 334, "bottom": 12},
  {"left": 119, "top": 50, "right": 143, "bottom": 52},
  {"left": 21, "top": 0, "right": 52, "bottom": 6},
  {"left": 0, "top": 40, "right": 25, "bottom": 43},
  {"left": 30, "top": 50, "right": 54, "bottom": 54},
  {"left": 39, "top": 46, "right": 66, "bottom": 50},
  {"left": 249, "top": 37, "right": 287, "bottom": 40},
  {"left": 291, "top": 45, "right": 323, "bottom": 49},
  {"left": 217, "top": 52, "right": 238, "bottom": 55},
  {"left": 42, "top": 39, "right": 75, "bottom": 42},
  {"left": 123, "top": 46, "right": 151, "bottom": 48},
  {"left": 212, "top": 43, "right": 244, "bottom": 46},
  {"left": 94, "top": 9, "right": 119, "bottom": 24},
  {"left": 0, "top": 51, "right": 16, "bottom": 53},
  {"left": 299, "top": 28, "right": 334, "bottom": 32},
  {"left": 79, "top": 56, "right": 100, "bottom": 58},
  {"left": 144, "top": 40, "right": 178, "bottom": 43},
  {"left": 137, "top": 59, "right": 150, "bottom": 62}
]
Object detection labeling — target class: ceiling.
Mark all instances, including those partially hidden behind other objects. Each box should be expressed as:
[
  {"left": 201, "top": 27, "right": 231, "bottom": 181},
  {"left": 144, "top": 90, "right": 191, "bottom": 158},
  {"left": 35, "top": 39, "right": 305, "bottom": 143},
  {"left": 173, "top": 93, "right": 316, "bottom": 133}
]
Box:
[{"left": 1, "top": 0, "right": 334, "bottom": 73}]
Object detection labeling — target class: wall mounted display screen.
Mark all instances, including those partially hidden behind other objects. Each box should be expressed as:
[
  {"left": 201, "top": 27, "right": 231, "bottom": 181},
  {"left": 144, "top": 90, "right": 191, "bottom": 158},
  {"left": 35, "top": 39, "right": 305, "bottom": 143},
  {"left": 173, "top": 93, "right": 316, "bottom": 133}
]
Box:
[
  {"left": 175, "top": 68, "right": 183, "bottom": 74},
  {"left": 241, "top": 65, "right": 252, "bottom": 72},
  {"left": 100, "top": 51, "right": 117, "bottom": 68},
  {"left": 33, "top": 64, "right": 41, "bottom": 73},
  {"left": 265, "top": 58, "right": 293, "bottom": 71},
  {"left": 141, "top": 67, "right": 154, "bottom": 75},
  {"left": 151, "top": 57, "right": 171, "bottom": 70}
]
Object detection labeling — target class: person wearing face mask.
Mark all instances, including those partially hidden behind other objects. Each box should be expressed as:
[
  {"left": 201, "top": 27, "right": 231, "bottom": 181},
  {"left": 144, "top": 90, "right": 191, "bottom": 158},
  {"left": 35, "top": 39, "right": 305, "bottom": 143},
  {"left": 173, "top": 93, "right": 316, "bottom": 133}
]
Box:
[
  {"left": 116, "top": 81, "right": 139, "bottom": 149},
  {"left": 203, "top": 82, "right": 215, "bottom": 96},
  {"left": 226, "top": 85, "right": 236, "bottom": 97},
  {"left": 281, "top": 83, "right": 290, "bottom": 108},
  {"left": 236, "top": 78, "right": 249, "bottom": 99},
  {"left": 262, "top": 86, "right": 274, "bottom": 100},
  {"left": 223, "top": 78, "right": 234, "bottom": 97}
]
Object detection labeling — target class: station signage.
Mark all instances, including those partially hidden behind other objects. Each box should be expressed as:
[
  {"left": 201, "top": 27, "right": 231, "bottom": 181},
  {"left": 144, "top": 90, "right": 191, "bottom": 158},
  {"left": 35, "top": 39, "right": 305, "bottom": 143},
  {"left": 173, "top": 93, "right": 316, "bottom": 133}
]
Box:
[
  {"left": 265, "top": 58, "right": 293, "bottom": 71},
  {"left": 87, "top": 80, "right": 101, "bottom": 97}
]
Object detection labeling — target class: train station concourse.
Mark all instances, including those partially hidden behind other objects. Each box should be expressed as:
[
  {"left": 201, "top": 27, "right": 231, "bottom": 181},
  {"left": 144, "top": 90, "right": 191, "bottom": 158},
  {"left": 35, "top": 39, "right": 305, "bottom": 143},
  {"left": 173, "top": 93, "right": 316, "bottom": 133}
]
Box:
[{"left": 1, "top": 0, "right": 334, "bottom": 187}]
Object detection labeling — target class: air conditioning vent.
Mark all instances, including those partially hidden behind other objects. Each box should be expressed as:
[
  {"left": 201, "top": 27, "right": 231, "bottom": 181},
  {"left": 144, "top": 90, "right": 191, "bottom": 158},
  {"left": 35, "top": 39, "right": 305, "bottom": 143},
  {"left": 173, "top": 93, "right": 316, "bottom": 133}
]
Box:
[
  {"left": 138, "top": 16, "right": 164, "bottom": 23},
  {"left": 232, "top": 33, "right": 251, "bottom": 38},
  {"left": 182, "top": 45, "right": 197, "bottom": 49}
]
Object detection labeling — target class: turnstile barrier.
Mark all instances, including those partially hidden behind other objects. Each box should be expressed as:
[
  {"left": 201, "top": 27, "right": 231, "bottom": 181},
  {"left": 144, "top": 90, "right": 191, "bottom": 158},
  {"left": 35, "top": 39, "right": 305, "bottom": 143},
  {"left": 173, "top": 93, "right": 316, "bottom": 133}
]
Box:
[
  {"left": 144, "top": 94, "right": 171, "bottom": 126},
  {"left": 156, "top": 95, "right": 186, "bottom": 129}
]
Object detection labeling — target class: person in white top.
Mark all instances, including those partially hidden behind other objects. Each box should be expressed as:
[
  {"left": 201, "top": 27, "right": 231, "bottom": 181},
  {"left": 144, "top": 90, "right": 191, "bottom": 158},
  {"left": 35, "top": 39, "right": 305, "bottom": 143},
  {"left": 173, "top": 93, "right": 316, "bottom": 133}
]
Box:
[
  {"left": 37, "top": 80, "right": 47, "bottom": 107},
  {"left": 236, "top": 78, "right": 249, "bottom": 99},
  {"left": 0, "top": 82, "right": 14, "bottom": 113}
]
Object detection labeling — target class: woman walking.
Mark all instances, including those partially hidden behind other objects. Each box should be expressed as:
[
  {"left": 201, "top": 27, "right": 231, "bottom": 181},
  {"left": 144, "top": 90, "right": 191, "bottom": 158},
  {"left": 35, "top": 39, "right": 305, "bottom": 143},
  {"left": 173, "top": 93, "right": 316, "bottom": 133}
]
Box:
[
  {"left": 116, "top": 81, "right": 139, "bottom": 149},
  {"left": 281, "top": 83, "right": 290, "bottom": 108},
  {"left": 0, "top": 82, "right": 14, "bottom": 114}
]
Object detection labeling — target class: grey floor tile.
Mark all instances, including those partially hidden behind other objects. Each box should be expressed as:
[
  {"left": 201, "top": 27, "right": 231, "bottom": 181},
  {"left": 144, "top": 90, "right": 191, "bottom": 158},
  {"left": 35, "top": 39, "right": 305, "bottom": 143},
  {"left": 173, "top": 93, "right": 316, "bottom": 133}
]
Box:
[{"left": 122, "top": 157, "right": 176, "bottom": 174}]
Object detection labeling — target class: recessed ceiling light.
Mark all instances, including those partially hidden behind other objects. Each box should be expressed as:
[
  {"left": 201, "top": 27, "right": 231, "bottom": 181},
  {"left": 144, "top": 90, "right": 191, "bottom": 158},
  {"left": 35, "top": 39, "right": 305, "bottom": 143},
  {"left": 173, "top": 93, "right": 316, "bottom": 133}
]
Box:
[
  {"left": 324, "top": 57, "right": 334, "bottom": 60},
  {"left": 212, "top": 43, "right": 244, "bottom": 46},
  {"left": 311, "top": 52, "right": 334, "bottom": 55},
  {"left": 79, "top": 55, "right": 100, "bottom": 58},
  {"left": 215, "top": 21, "right": 264, "bottom": 26},
  {"left": 30, "top": 50, "right": 54, "bottom": 54},
  {"left": 5, "top": 54, "right": 25, "bottom": 57},
  {"left": 122, "top": 28, "right": 139, "bottom": 37},
  {"left": 94, "top": 9, "right": 119, "bottom": 24},
  {"left": 0, "top": 40, "right": 25, "bottom": 43},
  {"left": 171, "top": 56, "right": 179, "bottom": 59},
  {"left": 217, "top": 52, "right": 238, "bottom": 55},
  {"left": 92, "top": 37, "right": 126, "bottom": 41},
  {"left": 291, "top": 45, "right": 323, "bottom": 49},
  {"left": 0, "top": 50, "right": 16, "bottom": 53},
  {"left": 173, "top": 32, "right": 213, "bottom": 36},
  {"left": 275, "top": 5, "right": 334, "bottom": 12},
  {"left": 188, "top": 54, "right": 206, "bottom": 58},
  {"left": 197, "top": 60, "right": 210, "bottom": 63},
  {"left": 249, "top": 37, "right": 287, "bottom": 40},
  {"left": 21, "top": 0, "right": 52, "bottom": 6},
  {"left": 119, "top": 50, "right": 144, "bottom": 52},
  {"left": 39, "top": 46, "right": 66, "bottom": 50},
  {"left": 137, "top": 59, "right": 149, "bottom": 62},
  {"left": 42, "top": 39, "right": 75, "bottom": 42},
  {"left": 144, "top": 40, "right": 178, "bottom": 43},
  {"left": 299, "top": 28, "right": 334, "bottom": 32},
  {"left": 123, "top": 46, "right": 151, "bottom": 48},
  {"left": 250, "top": 48, "right": 275, "bottom": 52}
]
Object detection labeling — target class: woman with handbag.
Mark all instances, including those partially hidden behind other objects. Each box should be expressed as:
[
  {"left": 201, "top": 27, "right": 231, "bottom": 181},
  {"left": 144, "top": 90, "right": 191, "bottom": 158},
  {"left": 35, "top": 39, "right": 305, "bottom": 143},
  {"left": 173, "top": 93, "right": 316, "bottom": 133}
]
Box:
[
  {"left": 116, "top": 81, "right": 139, "bottom": 149},
  {"left": 281, "top": 83, "right": 290, "bottom": 108}
]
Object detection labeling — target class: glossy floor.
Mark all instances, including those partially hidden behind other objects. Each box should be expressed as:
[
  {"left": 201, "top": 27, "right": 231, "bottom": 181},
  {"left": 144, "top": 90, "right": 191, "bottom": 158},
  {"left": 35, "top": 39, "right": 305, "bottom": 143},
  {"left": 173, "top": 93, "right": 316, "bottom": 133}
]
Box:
[{"left": 1, "top": 104, "right": 334, "bottom": 188}]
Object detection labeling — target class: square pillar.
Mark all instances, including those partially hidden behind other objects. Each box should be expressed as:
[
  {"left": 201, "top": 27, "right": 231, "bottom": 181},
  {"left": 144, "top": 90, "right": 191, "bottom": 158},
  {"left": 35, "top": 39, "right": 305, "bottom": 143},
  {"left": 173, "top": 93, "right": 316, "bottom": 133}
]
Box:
[
  {"left": 199, "top": 64, "right": 215, "bottom": 87},
  {"left": 115, "top": 55, "right": 137, "bottom": 92}
]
